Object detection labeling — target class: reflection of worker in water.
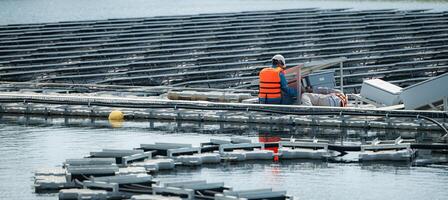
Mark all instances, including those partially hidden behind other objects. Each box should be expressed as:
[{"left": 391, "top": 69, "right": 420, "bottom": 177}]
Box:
[
  {"left": 259, "top": 134, "right": 281, "bottom": 162},
  {"left": 259, "top": 55, "right": 297, "bottom": 104},
  {"left": 301, "top": 87, "right": 348, "bottom": 107}
]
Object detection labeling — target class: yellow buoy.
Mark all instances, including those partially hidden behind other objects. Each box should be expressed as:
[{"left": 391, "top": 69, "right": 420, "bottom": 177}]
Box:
[
  {"left": 108, "top": 110, "right": 124, "bottom": 128},
  {"left": 108, "top": 110, "right": 124, "bottom": 121},
  {"left": 109, "top": 119, "right": 124, "bottom": 128}
]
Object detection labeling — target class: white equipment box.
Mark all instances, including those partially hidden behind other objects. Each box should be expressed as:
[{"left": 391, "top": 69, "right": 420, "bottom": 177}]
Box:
[
  {"left": 360, "top": 79, "right": 402, "bottom": 106},
  {"left": 400, "top": 73, "right": 448, "bottom": 110}
]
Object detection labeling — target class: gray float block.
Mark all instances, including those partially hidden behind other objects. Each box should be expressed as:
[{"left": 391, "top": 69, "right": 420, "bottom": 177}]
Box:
[
  {"left": 359, "top": 149, "right": 414, "bottom": 161},
  {"left": 117, "top": 166, "right": 147, "bottom": 175},
  {"left": 66, "top": 165, "right": 119, "bottom": 175},
  {"left": 360, "top": 143, "right": 410, "bottom": 151},
  {"left": 34, "top": 175, "right": 70, "bottom": 190},
  {"left": 167, "top": 147, "right": 201, "bottom": 157},
  {"left": 152, "top": 185, "right": 195, "bottom": 199},
  {"left": 198, "top": 153, "right": 221, "bottom": 164},
  {"left": 150, "top": 159, "right": 176, "bottom": 170},
  {"left": 83, "top": 181, "right": 119, "bottom": 192},
  {"left": 164, "top": 180, "right": 207, "bottom": 188},
  {"left": 279, "top": 148, "right": 330, "bottom": 159},
  {"left": 92, "top": 174, "right": 152, "bottom": 184},
  {"left": 176, "top": 155, "right": 203, "bottom": 166},
  {"left": 123, "top": 152, "right": 152, "bottom": 165},
  {"left": 215, "top": 194, "right": 245, "bottom": 200},
  {"left": 230, "top": 137, "right": 252, "bottom": 144},
  {"left": 221, "top": 152, "right": 246, "bottom": 161},
  {"left": 65, "top": 158, "right": 116, "bottom": 166},
  {"left": 35, "top": 167, "right": 66, "bottom": 176},
  {"left": 182, "top": 182, "right": 225, "bottom": 190},
  {"left": 130, "top": 161, "right": 159, "bottom": 171},
  {"left": 244, "top": 150, "right": 274, "bottom": 160},
  {"left": 59, "top": 188, "right": 108, "bottom": 200},
  {"left": 131, "top": 194, "right": 182, "bottom": 200},
  {"left": 131, "top": 159, "right": 175, "bottom": 171},
  {"left": 280, "top": 141, "right": 328, "bottom": 149},
  {"left": 90, "top": 149, "right": 144, "bottom": 157},
  {"left": 223, "top": 188, "right": 287, "bottom": 199},
  {"left": 175, "top": 153, "right": 221, "bottom": 165},
  {"left": 140, "top": 143, "right": 192, "bottom": 150},
  {"left": 210, "top": 138, "right": 231, "bottom": 145},
  {"left": 219, "top": 143, "right": 263, "bottom": 153}
]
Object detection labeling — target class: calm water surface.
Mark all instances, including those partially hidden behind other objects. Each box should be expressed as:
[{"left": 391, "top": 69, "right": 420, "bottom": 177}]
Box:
[
  {"left": 0, "top": 116, "right": 447, "bottom": 200},
  {"left": 1, "top": 0, "right": 448, "bottom": 25}
]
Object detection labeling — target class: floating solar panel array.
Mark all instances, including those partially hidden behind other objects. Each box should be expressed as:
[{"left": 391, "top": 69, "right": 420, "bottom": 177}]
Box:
[{"left": 0, "top": 8, "right": 447, "bottom": 93}]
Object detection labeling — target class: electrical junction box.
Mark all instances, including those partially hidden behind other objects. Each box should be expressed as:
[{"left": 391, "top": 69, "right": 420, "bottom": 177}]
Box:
[
  {"left": 360, "top": 79, "right": 402, "bottom": 106},
  {"left": 304, "top": 70, "right": 335, "bottom": 92}
]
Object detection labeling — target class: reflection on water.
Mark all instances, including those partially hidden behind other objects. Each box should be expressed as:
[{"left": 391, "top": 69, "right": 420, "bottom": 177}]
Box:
[
  {"left": 109, "top": 119, "right": 124, "bottom": 128},
  {"left": 2, "top": 114, "right": 443, "bottom": 142},
  {"left": 0, "top": 114, "right": 447, "bottom": 200}
]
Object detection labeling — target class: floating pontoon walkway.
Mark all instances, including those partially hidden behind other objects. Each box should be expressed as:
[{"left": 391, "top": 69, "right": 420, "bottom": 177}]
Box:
[
  {"left": 1, "top": 8, "right": 448, "bottom": 92},
  {"left": 0, "top": 92, "right": 447, "bottom": 133},
  {"left": 34, "top": 137, "right": 448, "bottom": 199}
]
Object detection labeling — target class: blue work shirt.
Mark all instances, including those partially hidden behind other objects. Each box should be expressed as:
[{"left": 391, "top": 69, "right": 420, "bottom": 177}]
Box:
[{"left": 259, "top": 65, "right": 298, "bottom": 104}]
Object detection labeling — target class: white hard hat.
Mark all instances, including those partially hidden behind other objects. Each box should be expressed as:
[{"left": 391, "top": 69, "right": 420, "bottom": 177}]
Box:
[{"left": 272, "top": 54, "right": 285, "bottom": 66}]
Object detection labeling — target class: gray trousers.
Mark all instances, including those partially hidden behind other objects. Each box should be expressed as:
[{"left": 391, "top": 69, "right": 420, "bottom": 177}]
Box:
[{"left": 301, "top": 93, "right": 341, "bottom": 107}]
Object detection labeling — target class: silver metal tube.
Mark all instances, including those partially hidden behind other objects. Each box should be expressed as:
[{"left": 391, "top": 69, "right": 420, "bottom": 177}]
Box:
[
  {"left": 444, "top": 96, "right": 448, "bottom": 111},
  {"left": 340, "top": 61, "right": 344, "bottom": 93},
  {"left": 296, "top": 67, "right": 302, "bottom": 105}
]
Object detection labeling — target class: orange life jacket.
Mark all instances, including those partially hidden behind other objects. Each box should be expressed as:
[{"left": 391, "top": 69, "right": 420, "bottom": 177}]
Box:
[
  {"left": 335, "top": 93, "right": 348, "bottom": 107},
  {"left": 259, "top": 67, "right": 282, "bottom": 99}
]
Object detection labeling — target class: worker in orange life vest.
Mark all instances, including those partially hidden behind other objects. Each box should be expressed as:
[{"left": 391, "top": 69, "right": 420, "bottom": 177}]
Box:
[{"left": 259, "top": 55, "right": 297, "bottom": 104}]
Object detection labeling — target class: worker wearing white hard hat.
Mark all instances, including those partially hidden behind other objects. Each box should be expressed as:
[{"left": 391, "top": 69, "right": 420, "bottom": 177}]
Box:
[
  {"left": 258, "top": 54, "right": 297, "bottom": 104},
  {"left": 271, "top": 54, "right": 286, "bottom": 68}
]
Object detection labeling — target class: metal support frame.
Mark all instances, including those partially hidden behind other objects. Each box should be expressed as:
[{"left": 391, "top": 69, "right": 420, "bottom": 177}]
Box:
[
  {"left": 296, "top": 67, "right": 302, "bottom": 105},
  {"left": 340, "top": 61, "right": 344, "bottom": 93},
  {"left": 444, "top": 96, "right": 448, "bottom": 111}
]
